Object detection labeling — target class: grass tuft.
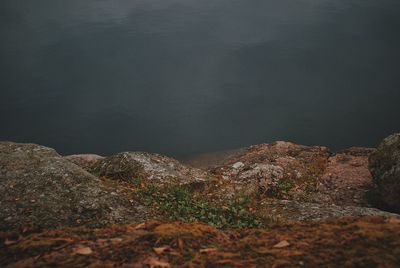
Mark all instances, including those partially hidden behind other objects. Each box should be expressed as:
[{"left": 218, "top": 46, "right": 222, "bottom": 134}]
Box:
[{"left": 135, "top": 184, "right": 263, "bottom": 229}]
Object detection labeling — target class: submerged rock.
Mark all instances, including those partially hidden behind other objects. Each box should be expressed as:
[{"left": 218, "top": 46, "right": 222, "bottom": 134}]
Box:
[
  {"left": 0, "top": 142, "right": 142, "bottom": 231},
  {"left": 92, "top": 151, "right": 208, "bottom": 186},
  {"left": 369, "top": 133, "right": 400, "bottom": 213}
]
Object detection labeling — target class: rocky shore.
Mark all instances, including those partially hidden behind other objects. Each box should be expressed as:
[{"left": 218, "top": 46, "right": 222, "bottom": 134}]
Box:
[{"left": 1, "top": 134, "right": 400, "bottom": 267}]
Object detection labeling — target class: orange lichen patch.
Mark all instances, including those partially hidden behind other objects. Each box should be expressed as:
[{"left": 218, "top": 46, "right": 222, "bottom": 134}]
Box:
[
  {"left": 1, "top": 216, "right": 400, "bottom": 267},
  {"left": 154, "top": 222, "right": 218, "bottom": 238}
]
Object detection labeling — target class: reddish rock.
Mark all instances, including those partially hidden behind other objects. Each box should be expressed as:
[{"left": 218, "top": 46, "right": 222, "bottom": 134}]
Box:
[
  {"left": 319, "top": 147, "right": 375, "bottom": 206},
  {"left": 196, "top": 141, "right": 375, "bottom": 206},
  {"left": 207, "top": 141, "right": 330, "bottom": 199}
]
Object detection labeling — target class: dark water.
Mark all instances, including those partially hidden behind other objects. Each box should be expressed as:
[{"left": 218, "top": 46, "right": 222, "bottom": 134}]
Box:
[{"left": 1, "top": 0, "right": 399, "bottom": 158}]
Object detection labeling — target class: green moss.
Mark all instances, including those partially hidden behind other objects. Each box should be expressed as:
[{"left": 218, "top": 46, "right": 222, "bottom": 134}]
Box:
[
  {"left": 277, "top": 180, "right": 293, "bottom": 193},
  {"left": 135, "top": 185, "right": 263, "bottom": 229},
  {"left": 131, "top": 177, "right": 143, "bottom": 188}
]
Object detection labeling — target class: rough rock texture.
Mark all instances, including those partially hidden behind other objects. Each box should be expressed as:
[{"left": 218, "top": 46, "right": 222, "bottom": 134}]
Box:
[
  {"left": 201, "top": 141, "right": 375, "bottom": 206},
  {"left": 208, "top": 141, "right": 330, "bottom": 198},
  {"left": 92, "top": 152, "right": 208, "bottom": 186},
  {"left": 0, "top": 142, "right": 142, "bottom": 231},
  {"left": 318, "top": 147, "right": 375, "bottom": 206},
  {"left": 1, "top": 138, "right": 400, "bottom": 267},
  {"left": 64, "top": 154, "right": 104, "bottom": 172},
  {"left": 2, "top": 217, "right": 400, "bottom": 267},
  {"left": 1, "top": 140, "right": 397, "bottom": 232},
  {"left": 258, "top": 199, "right": 397, "bottom": 223},
  {"left": 369, "top": 133, "right": 400, "bottom": 213},
  {"left": 194, "top": 179, "right": 397, "bottom": 223}
]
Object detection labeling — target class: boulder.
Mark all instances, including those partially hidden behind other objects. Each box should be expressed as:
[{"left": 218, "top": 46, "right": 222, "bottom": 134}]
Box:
[
  {"left": 1, "top": 139, "right": 396, "bottom": 232},
  {"left": 203, "top": 142, "right": 375, "bottom": 206},
  {"left": 318, "top": 147, "right": 375, "bottom": 206},
  {"left": 64, "top": 154, "right": 104, "bottom": 171},
  {"left": 209, "top": 141, "right": 331, "bottom": 198},
  {"left": 0, "top": 142, "right": 143, "bottom": 231},
  {"left": 369, "top": 133, "right": 400, "bottom": 212},
  {"left": 92, "top": 152, "right": 209, "bottom": 187}
]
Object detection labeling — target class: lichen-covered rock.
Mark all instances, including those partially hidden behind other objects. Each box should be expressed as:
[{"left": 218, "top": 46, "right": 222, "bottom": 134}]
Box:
[
  {"left": 258, "top": 198, "right": 397, "bottom": 223},
  {"left": 0, "top": 142, "right": 144, "bottom": 231},
  {"left": 64, "top": 154, "right": 104, "bottom": 172},
  {"left": 1, "top": 139, "right": 396, "bottom": 233},
  {"left": 369, "top": 133, "right": 400, "bottom": 213},
  {"left": 318, "top": 147, "right": 375, "bottom": 206},
  {"left": 92, "top": 152, "right": 209, "bottom": 186},
  {"left": 209, "top": 141, "right": 331, "bottom": 198},
  {"left": 195, "top": 141, "right": 376, "bottom": 206}
]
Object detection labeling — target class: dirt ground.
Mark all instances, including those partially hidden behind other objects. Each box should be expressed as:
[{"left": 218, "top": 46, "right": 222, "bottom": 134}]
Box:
[{"left": 1, "top": 216, "right": 400, "bottom": 268}]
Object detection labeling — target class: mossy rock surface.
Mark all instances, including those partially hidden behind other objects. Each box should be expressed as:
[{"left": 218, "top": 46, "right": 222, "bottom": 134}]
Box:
[{"left": 0, "top": 142, "right": 143, "bottom": 231}]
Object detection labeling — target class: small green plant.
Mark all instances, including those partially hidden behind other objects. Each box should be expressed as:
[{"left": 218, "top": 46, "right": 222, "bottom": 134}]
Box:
[
  {"left": 135, "top": 185, "right": 263, "bottom": 228},
  {"left": 131, "top": 177, "right": 143, "bottom": 188},
  {"left": 277, "top": 180, "right": 293, "bottom": 193}
]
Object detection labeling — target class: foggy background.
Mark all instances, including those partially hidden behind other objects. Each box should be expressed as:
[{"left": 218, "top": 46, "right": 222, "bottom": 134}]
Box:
[{"left": 1, "top": 0, "right": 399, "bottom": 158}]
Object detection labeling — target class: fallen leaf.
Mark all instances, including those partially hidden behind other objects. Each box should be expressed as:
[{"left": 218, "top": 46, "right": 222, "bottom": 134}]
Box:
[
  {"left": 215, "top": 252, "right": 241, "bottom": 258},
  {"left": 178, "top": 238, "right": 184, "bottom": 251},
  {"left": 74, "top": 246, "right": 93, "bottom": 255},
  {"left": 387, "top": 218, "right": 400, "bottom": 224},
  {"left": 273, "top": 240, "right": 290, "bottom": 248},
  {"left": 4, "top": 239, "right": 18, "bottom": 246},
  {"left": 134, "top": 222, "right": 147, "bottom": 230},
  {"left": 96, "top": 239, "right": 108, "bottom": 245},
  {"left": 200, "top": 248, "right": 218, "bottom": 253},
  {"left": 145, "top": 257, "right": 171, "bottom": 268},
  {"left": 169, "top": 251, "right": 182, "bottom": 257},
  {"left": 110, "top": 238, "right": 123, "bottom": 243},
  {"left": 254, "top": 247, "right": 276, "bottom": 254},
  {"left": 153, "top": 246, "right": 170, "bottom": 254},
  {"left": 280, "top": 250, "right": 304, "bottom": 257}
]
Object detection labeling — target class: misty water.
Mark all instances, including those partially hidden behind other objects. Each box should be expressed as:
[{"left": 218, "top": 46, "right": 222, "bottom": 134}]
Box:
[{"left": 1, "top": 0, "right": 399, "bottom": 158}]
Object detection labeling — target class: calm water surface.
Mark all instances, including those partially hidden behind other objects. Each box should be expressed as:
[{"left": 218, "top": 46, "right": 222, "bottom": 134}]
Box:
[{"left": 1, "top": 0, "right": 399, "bottom": 158}]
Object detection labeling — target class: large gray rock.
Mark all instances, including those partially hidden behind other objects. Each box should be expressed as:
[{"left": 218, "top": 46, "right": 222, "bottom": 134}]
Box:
[
  {"left": 0, "top": 142, "right": 142, "bottom": 231},
  {"left": 369, "top": 133, "right": 400, "bottom": 213},
  {"left": 92, "top": 151, "right": 208, "bottom": 186}
]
